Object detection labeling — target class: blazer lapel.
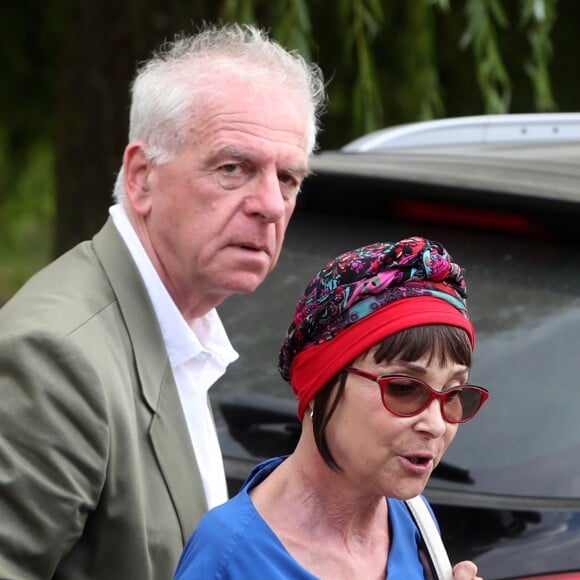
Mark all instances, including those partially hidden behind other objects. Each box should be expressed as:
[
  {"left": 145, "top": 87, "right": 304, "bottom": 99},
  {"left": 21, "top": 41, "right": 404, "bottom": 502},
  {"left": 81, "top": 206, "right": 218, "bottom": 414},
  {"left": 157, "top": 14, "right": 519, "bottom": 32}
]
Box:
[
  {"left": 149, "top": 370, "right": 209, "bottom": 538},
  {"left": 93, "top": 219, "right": 207, "bottom": 541}
]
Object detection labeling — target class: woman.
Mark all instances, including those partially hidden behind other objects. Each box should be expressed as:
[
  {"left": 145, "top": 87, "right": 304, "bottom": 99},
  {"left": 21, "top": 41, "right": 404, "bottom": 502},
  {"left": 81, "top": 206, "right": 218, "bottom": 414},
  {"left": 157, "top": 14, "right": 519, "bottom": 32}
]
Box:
[{"left": 175, "top": 237, "right": 488, "bottom": 579}]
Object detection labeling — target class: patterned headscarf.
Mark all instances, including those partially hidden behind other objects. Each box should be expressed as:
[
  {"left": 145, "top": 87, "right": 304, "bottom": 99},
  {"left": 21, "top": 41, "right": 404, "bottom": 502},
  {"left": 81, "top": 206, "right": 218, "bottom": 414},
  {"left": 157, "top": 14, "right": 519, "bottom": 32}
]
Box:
[{"left": 278, "top": 237, "right": 475, "bottom": 418}]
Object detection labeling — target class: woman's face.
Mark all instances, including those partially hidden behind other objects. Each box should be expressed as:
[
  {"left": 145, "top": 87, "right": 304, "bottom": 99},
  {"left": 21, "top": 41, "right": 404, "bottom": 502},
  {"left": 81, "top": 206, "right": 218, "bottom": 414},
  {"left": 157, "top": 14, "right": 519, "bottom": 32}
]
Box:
[{"left": 324, "top": 350, "right": 469, "bottom": 500}]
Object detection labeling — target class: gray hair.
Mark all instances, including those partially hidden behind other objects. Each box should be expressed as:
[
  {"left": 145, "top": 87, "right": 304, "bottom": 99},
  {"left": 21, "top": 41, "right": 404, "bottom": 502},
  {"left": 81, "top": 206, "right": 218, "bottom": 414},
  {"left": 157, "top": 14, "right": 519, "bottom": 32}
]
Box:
[{"left": 113, "top": 23, "right": 326, "bottom": 203}]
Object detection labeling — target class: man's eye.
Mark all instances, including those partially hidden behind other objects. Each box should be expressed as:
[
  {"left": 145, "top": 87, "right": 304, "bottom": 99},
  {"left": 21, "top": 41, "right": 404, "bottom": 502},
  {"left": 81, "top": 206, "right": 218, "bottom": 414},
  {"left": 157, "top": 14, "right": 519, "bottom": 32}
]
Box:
[
  {"left": 278, "top": 173, "right": 302, "bottom": 197},
  {"left": 280, "top": 171, "right": 302, "bottom": 186},
  {"left": 217, "top": 163, "right": 250, "bottom": 190},
  {"left": 220, "top": 163, "right": 243, "bottom": 175}
]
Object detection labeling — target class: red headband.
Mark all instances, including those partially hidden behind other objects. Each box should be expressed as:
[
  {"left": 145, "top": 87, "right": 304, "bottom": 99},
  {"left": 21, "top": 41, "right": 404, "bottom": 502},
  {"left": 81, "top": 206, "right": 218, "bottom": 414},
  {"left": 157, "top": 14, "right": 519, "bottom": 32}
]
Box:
[{"left": 290, "top": 296, "right": 475, "bottom": 418}]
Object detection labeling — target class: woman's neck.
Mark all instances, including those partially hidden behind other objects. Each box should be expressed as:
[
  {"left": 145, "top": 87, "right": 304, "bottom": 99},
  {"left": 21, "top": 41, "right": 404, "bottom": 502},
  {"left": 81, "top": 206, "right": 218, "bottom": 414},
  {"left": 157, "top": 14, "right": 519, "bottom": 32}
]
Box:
[{"left": 249, "top": 452, "right": 390, "bottom": 580}]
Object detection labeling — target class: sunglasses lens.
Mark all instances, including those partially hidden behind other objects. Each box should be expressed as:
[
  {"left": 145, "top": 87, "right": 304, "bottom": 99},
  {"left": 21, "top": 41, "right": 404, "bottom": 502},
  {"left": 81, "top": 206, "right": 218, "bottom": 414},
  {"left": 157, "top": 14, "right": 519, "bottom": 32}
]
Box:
[
  {"left": 382, "top": 378, "right": 431, "bottom": 416},
  {"left": 382, "top": 378, "right": 486, "bottom": 423},
  {"left": 447, "top": 388, "right": 485, "bottom": 422}
]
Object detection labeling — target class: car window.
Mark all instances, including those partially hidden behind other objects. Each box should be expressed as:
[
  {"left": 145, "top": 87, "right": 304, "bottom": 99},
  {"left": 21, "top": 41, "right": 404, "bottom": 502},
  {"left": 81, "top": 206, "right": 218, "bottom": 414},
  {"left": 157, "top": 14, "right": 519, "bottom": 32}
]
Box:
[{"left": 216, "top": 211, "right": 580, "bottom": 499}]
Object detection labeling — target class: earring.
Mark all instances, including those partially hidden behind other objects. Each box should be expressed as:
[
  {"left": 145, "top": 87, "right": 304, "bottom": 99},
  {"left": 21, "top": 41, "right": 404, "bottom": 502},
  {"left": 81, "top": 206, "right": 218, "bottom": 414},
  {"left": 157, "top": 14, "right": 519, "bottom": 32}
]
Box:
[{"left": 310, "top": 408, "right": 314, "bottom": 419}]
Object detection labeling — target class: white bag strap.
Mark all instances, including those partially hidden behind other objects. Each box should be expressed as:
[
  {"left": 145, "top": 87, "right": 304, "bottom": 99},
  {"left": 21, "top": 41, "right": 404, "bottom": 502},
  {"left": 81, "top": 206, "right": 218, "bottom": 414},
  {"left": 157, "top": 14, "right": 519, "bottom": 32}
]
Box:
[{"left": 405, "top": 496, "right": 453, "bottom": 580}]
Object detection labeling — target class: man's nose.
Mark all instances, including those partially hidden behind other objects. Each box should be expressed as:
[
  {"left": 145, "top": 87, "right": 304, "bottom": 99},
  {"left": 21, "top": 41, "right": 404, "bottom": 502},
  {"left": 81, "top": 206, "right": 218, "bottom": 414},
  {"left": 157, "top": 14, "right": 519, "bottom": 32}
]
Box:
[{"left": 243, "top": 170, "right": 287, "bottom": 222}]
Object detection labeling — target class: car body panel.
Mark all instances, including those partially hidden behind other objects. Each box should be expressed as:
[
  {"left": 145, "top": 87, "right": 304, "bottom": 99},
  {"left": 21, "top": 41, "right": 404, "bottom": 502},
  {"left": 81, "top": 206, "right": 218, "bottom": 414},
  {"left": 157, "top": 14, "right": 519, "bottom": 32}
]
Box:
[{"left": 313, "top": 142, "right": 580, "bottom": 204}]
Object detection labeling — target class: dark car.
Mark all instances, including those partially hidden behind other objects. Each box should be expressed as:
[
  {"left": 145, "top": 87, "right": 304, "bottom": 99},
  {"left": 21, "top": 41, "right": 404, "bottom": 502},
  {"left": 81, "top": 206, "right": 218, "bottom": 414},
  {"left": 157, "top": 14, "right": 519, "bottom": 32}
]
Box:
[{"left": 214, "top": 113, "right": 580, "bottom": 579}]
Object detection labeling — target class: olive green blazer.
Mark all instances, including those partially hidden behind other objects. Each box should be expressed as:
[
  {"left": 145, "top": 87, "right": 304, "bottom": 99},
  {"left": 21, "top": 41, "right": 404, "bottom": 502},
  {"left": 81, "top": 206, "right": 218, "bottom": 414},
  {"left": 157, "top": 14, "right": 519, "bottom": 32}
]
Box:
[{"left": 0, "top": 219, "right": 207, "bottom": 579}]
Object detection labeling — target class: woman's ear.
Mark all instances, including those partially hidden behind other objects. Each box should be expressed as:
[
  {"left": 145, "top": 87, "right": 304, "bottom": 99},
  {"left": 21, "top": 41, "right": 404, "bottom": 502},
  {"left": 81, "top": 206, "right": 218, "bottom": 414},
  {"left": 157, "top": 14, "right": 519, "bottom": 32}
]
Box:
[{"left": 123, "top": 141, "right": 153, "bottom": 216}]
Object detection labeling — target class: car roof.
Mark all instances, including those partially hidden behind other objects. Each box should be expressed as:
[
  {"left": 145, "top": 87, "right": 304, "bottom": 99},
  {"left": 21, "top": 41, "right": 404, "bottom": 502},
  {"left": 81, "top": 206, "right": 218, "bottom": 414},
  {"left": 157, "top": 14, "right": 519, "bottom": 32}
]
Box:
[
  {"left": 311, "top": 140, "right": 580, "bottom": 205},
  {"left": 342, "top": 112, "right": 580, "bottom": 151}
]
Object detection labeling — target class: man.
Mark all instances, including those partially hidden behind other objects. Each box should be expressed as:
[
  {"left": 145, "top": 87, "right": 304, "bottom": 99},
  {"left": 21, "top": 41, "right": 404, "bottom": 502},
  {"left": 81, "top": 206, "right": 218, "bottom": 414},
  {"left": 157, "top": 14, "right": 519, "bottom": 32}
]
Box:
[{"left": 0, "top": 23, "right": 325, "bottom": 579}]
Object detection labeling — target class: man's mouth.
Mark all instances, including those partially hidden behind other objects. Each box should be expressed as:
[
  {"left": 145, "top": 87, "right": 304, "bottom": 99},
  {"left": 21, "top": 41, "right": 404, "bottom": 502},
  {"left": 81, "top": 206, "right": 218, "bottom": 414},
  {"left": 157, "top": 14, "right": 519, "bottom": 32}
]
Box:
[{"left": 232, "top": 241, "right": 269, "bottom": 254}]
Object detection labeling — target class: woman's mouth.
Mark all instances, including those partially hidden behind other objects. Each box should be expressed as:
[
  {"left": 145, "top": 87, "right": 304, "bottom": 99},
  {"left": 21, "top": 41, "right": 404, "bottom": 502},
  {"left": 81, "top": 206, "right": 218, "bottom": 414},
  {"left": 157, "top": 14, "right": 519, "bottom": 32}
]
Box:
[{"left": 400, "top": 453, "right": 435, "bottom": 474}]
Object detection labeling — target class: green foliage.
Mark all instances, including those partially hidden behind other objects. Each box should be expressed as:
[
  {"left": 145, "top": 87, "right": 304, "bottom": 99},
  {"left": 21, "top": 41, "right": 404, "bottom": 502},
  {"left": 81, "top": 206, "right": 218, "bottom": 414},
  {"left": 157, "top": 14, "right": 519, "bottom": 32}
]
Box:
[
  {"left": 339, "top": 0, "right": 384, "bottom": 132},
  {"left": 520, "top": 0, "right": 557, "bottom": 110},
  {"left": 222, "top": 0, "right": 256, "bottom": 23},
  {"left": 270, "top": 0, "right": 314, "bottom": 60},
  {"left": 0, "top": 133, "right": 55, "bottom": 304},
  {"left": 216, "top": 0, "right": 559, "bottom": 134},
  {"left": 396, "top": 2, "right": 445, "bottom": 121},
  {"left": 461, "top": 0, "right": 512, "bottom": 113},
  {"left": 221, "top": 0, "right": 315, "bottom": 58},
  {"left": 0, "top": 0, "right": 59, "bottom": 172},
  {"left": 0, "top": 0, "right": 58, "bottom": 301}
]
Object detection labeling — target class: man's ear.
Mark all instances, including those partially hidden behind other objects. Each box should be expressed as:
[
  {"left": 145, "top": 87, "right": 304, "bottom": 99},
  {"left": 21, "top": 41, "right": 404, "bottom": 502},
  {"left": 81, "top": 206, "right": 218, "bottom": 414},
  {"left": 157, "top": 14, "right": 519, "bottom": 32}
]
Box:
[{"left": 123, "top": 141, "right": 153, "bottom": 216}]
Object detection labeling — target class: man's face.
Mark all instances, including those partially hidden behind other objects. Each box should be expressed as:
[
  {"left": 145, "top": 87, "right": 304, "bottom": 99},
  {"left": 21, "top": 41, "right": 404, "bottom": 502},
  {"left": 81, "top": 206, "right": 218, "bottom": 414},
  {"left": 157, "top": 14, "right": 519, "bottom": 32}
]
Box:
[{"left": 133, "top": 76, "right": 310, "bottom": 319}]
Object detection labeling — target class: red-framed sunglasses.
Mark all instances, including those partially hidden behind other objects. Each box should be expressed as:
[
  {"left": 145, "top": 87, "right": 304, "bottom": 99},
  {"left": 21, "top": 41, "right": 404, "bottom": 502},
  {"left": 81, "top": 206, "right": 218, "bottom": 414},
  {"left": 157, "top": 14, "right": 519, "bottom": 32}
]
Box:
[{"left": 344, "top": 367, "right": 489, "bottom": 424}]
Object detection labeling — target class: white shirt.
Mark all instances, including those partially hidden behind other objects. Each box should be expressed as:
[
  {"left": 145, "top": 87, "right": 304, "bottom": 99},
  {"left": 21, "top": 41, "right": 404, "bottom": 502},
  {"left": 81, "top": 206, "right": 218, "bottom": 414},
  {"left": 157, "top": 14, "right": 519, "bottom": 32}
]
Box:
[{"left": 109, "top": 204, "right": 239, "bottom": 509}]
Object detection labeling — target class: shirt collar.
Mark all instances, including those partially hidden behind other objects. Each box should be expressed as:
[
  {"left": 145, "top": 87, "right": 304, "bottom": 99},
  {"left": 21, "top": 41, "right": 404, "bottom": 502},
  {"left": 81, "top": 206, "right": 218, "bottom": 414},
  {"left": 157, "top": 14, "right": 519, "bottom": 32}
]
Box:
[{"left": 109, "top": 204, "right": 239, "bottom": 369}]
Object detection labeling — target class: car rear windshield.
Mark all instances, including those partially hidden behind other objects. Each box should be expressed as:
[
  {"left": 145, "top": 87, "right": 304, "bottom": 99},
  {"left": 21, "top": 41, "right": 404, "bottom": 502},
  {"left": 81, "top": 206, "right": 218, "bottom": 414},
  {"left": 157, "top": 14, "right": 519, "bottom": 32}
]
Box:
[{"left": 217, "top": 210, "right": 580, "bottom": 499}]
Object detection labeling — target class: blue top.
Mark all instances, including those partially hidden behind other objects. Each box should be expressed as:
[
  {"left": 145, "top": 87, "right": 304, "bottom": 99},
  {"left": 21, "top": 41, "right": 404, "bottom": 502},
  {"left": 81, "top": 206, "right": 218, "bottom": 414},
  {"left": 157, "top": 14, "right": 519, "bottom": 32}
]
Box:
[{"left": 175, "top": 457, "right": 433, "bottom": 579}]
